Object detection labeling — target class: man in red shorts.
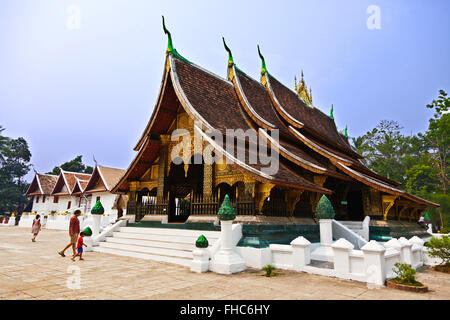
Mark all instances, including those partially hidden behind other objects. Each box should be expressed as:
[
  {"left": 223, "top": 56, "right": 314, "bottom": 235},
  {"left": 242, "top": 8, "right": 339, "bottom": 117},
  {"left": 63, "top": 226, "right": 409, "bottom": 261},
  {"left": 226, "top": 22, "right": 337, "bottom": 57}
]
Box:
[{"left": 58, "top": 210, "right": 81, "bottom": 257}]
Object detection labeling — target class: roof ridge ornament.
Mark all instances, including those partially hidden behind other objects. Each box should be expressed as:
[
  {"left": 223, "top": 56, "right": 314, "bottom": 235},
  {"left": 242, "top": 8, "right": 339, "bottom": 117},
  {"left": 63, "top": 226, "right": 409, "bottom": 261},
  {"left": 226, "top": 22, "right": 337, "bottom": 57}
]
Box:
[
  {"left": 344, "top": 125, "right": 348, "bottom": 138},
  {"left": 162, "top": 16, "right": 174, "bottom": 54},
  {"left": 330, "top": 104, "right": 334, "bottom": 120},
  {"left": 222, "top": 37, "right": 234, "bottom": 67},
  {"left": 257, "top": 45, "right": 268, "bottom": 76}
]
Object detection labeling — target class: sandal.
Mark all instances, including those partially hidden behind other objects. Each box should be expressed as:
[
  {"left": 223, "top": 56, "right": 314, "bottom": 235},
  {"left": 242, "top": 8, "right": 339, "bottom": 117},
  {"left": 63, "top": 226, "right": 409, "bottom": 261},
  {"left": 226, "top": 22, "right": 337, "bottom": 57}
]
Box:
[{"left": 58, "top": 252, "right": 65, "bottom": 257}]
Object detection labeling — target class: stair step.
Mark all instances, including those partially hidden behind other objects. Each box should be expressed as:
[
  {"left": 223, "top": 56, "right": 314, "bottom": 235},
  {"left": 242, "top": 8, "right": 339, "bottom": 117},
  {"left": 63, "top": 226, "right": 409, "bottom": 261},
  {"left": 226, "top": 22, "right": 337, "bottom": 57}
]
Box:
[
  {"left": 92, "top": 247, "right": 192, "bottom": 267},
  {"left": 119, "top": 227, "right": 220, "bottom": 239},
  {"left": 105, "top": 237, "right": 196, "bottom": 251},
  {"left": 112, "top": 232, "right": 218, "bottom": 244},
  {"left": 99, "top": 242, "right": 193, "bottom": 258}
]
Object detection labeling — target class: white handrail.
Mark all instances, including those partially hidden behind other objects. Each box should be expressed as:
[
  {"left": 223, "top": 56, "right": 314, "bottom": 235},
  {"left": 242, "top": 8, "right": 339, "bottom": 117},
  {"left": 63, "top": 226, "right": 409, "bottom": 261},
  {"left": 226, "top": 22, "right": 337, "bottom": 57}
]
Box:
[{"left": 332, "top": 219, "right": 368, "bottom": 249}]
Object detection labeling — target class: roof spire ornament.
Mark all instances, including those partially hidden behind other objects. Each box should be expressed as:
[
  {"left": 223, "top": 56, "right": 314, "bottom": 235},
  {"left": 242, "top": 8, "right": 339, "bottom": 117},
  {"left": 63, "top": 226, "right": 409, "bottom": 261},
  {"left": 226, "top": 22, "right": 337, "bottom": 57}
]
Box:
[
  {"left": 329, "top": 104, "right": 334, "bottom": 120},
  {"left": 162, "top": 16, "right": 174, "bottom": 54},
  {"left": 222, "top": 37, "right": 234, "bottom": 67},
  {"left": 257, "top": 45, "right": 268, "bottom": 76},
  {"left": 344, "top": 125, "right": 348, "bottom": 138}
]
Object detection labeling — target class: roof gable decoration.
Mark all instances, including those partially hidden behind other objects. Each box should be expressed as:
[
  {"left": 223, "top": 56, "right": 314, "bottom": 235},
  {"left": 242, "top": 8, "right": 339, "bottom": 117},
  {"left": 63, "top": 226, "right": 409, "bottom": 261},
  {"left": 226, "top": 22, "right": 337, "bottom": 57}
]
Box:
[
  {"left": 329, "top": 104, "right": 334, "bottom": 120},
  {"left": 25, "top": 174, "right": 44, "bottom": 196},
  {"left": 257, "top": 44, "right": 268, "bottom": 76},
  {"left": 222, "top": 37, "right": 234, "bottom": 68},
  {"left": 222, "top": 40, "right": 276, "bottom": 129},
  {"left": 162, "top": 16, "right": 190, "bottom": 63}
]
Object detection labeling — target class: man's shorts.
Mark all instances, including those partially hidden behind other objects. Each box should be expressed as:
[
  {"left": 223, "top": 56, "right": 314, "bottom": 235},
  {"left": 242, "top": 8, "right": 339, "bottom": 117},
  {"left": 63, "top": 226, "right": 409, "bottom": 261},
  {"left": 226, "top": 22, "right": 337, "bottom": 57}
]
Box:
[
  {"left": 70, "top": 233, "right": 78, "bottom": 244},
  {"left": 77, "top": 247, "right": 83, "bottom": 253}
]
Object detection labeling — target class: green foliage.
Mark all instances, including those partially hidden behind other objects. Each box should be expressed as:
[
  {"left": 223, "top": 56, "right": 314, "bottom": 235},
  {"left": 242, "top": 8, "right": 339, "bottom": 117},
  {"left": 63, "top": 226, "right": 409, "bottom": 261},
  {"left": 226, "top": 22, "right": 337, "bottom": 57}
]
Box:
[
  {"left": 91, "top": 200, "right": 104, "bottom": 215},
  {"left": 218, "top": 194, "right": 236, "bottom": 221},
  {"left": 392, "top": 263, "right": 423, "bottom": 286},
  {"left": 352, "top": 120, "right": 411, "bottom": 183},
  {"left": 425, "top": 90, "right": 449, "bottom": 195},
  {"left": 0, "top": 126, "right": 31, "bottom": 215},
  {"left": 47, "top": 155, "right": 93, "bottom": 175},
  {"left": 262, "top": 264, "right": 276, "bottom": 277},
  {"left": 353, "top": 90, "right": 449, "bottom": 231},
  {"left": 425, "top": 236, "right": 450, "bottom": 266},
  {"left": 195, "top": 235, "right": 209, "bottom": 248}
]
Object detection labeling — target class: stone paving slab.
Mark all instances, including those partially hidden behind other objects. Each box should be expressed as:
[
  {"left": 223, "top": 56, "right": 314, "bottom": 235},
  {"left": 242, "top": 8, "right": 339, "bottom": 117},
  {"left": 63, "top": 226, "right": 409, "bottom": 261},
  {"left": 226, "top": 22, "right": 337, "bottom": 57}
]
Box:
[{"left": 0, "top": 227, "right": 449, "bottom": 300}]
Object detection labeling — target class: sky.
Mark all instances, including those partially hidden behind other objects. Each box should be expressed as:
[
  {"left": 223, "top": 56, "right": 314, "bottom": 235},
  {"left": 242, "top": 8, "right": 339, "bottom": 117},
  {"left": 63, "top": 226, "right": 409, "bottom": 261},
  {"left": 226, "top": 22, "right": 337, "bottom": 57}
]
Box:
[{"left": 0, "top": 0, "right": 449, "bottom": 182}]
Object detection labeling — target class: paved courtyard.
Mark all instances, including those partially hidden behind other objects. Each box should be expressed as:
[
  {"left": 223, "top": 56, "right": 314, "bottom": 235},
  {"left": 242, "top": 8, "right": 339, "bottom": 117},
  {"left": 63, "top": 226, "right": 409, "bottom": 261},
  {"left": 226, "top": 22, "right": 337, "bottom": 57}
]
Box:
[{"left": 0, "top": 227, "right": 449, "bottom": 300}]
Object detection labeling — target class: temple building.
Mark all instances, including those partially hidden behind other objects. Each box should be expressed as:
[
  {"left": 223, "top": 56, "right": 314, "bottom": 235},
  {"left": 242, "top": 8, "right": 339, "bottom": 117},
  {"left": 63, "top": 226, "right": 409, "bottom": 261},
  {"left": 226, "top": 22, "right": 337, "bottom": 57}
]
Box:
[
  {"left": 25, "top": 173, "right": 59, "bottom": 214},
  {"left": 112, "top": 21, "right": 438, "bottom": 233},
  {"left": 25, "top": 166, "right": 127, "bottom": 218}
]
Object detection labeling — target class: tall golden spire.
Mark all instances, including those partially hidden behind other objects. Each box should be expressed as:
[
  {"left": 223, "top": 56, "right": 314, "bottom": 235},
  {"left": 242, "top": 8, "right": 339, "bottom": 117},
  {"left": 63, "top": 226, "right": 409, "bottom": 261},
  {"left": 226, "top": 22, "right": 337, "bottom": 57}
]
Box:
[{"left": 295, "top": 70, "right": 313, "bottom": 105}]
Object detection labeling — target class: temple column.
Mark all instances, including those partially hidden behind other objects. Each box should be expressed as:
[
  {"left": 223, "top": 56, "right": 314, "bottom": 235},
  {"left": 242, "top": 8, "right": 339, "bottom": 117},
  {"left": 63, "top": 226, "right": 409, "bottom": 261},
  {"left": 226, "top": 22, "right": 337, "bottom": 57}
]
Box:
[
  {"left": 157, "top": 134, "right": 171, "bottom": 200},
  {"left": 203, "top": 163, "right": 213, "bottom": 198},
  {"left": 202, "top": 149, "right": 213, "bottom": 198},
  {"left": 243, "top": 176, "right": 256, "bottom": 200}
]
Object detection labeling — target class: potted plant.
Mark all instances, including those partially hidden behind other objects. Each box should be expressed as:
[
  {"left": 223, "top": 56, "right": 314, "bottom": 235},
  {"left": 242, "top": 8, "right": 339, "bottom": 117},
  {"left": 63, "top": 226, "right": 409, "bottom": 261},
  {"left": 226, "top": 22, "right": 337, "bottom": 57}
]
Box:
[
  {"left": 425, "top": 235, "right": 450, "bottom": 273},
  {"left": 386, "top": 263, "right": 428, "bottom": 292}
]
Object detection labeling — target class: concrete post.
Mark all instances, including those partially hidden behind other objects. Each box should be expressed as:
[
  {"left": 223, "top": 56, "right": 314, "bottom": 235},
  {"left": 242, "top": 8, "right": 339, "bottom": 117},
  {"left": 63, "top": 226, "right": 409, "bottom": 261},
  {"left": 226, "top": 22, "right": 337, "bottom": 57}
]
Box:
[
  {"left": 409, "top": 236, "right": 424, "bottom": 263},
  {"left": 332, "top": 238, "right": 354, "bottom": 279},
  {"left": 361, "top": 240, "right": 386, "bottom": 286},
  {"left": 91, "top": 214, "right": 102, "bottom": 236},
  {"left": 319, "top": 219, "right": 333, "bottom": 246},
  {"left": 398, "top": 237, "right": 413, "bottom": 265},
  {"left": 383, "top": 238, "right": 404, "bottom": 262},
  {"left": 8, "top": 216, "right": 16, "bottom": 226},
  {"left": 290, "top": 236, "right": 311, "bottom": 271},
  {"left": 191, "top": 248, "right": 210, "bottom": 273},
  {"left": 210, "top": 220, "right": 246, "bottom": 274}
]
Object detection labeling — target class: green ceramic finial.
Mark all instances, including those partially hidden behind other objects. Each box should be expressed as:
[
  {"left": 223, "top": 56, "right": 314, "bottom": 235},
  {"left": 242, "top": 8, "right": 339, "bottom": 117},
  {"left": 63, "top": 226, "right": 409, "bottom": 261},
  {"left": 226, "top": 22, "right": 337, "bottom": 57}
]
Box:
[
  {"left": 222, "top": 37, "right": 234, "bottom": 67},
  {"left": 344, "top": 125, "right": 348, "bottom": 138},
  {"left": 162, "top": 16, "right": 174, "bottom": 54},
  {"left": 315, "top": 195, "right": 335, "bottom": 219},
  {"left": 218, "top": 194, "right": 236, "bottom": 221},
  {"left": 330, "top": 104, "right": 334, "bottom": 120},
  {"left": 83, "top": 226, "right": 92, "bottom": 236},
  {"left": 195, "top": 235, "right": 209, "bottom": 248},
  {"left": 257, "top": 45, "right": 267, "bottom": 76},
  {"left": 91, "top": 200, "right": 104, "bottom": 215}
]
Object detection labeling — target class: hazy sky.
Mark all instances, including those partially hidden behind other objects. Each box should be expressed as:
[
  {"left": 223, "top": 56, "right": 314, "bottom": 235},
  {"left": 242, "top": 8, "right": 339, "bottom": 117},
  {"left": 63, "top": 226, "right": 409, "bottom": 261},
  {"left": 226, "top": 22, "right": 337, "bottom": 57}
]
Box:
[{"left": 1, "top": 0, "right": 449, "bottom": 182}]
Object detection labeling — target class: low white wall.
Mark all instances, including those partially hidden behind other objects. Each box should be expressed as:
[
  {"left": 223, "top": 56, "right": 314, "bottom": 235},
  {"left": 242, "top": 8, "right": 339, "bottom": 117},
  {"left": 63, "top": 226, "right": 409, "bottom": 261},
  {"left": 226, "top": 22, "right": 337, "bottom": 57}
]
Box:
[
  {"left": 236, "top": 247, "right": 271, "bottom": 269},
  {"left": 234, "top": 235, "right": 433, "bottom": 287}
]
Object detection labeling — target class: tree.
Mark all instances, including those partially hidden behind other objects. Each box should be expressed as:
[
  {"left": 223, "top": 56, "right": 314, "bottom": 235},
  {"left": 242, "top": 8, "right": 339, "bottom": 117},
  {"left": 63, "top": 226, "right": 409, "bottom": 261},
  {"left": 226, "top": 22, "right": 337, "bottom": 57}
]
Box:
[
  {"left": 0, "top": 127, "right": 32, "bottom": 214},
  {"left": 353, "top": 120, "right": 410, "bottom": 184},
  {"left": 47, "top": 155, "right": 93, "bottom": 175},
  {"left": 426, "top": 90, "right": 449, "bottom": 195}
]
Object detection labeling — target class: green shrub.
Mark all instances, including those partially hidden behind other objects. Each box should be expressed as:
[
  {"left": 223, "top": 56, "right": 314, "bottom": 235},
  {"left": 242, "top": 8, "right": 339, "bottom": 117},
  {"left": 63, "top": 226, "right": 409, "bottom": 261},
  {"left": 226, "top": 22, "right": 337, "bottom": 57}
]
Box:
[
  {"left": 425, "top": 235, "right": 450, "bottom": 266},
  {"left": 262, "top": 265, "right": 276, "bottom": 277},
  {"left": 392, "top": 263, "right": 423, "bottom": 286}
]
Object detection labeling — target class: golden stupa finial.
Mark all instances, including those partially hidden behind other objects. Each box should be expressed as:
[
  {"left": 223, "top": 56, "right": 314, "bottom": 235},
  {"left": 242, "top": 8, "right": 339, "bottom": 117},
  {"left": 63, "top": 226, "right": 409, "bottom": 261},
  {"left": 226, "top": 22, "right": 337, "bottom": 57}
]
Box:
[{"left": 295, "top": 70, "right": 313, "bottom": 105}]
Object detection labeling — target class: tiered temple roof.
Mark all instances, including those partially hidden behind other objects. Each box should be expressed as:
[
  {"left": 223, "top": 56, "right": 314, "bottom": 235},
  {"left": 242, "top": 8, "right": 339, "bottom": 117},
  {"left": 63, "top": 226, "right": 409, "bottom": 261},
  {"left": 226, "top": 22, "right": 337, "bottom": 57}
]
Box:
[{"left": 112, "top": 21, "right": 438, "bottom": 210}]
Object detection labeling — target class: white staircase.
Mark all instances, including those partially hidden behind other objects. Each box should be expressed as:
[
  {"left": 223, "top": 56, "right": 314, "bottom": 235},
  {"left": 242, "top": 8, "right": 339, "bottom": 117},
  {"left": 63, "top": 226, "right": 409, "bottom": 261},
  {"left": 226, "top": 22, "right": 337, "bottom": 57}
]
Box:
[
  {"left": 92, "top": 226, "right": 221, "bottom": 267},
  {"left": 338, "top": 221, "right": 366, "bottom": 239}
]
